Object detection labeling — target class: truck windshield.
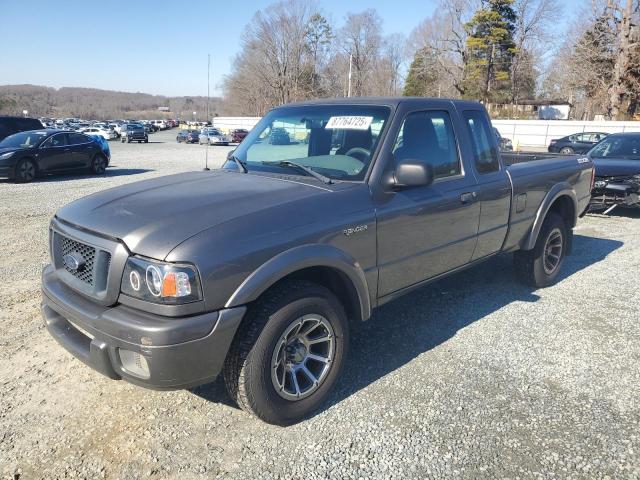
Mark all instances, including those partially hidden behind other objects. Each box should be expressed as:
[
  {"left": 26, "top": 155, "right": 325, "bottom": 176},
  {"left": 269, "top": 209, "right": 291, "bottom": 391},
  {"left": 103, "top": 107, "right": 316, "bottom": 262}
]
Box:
[
  {"left": 227, "top": 105, "right": 390, "bottom": 181},
  {"left": 589, "top": 135, "right": 640, "bottom": 160}
]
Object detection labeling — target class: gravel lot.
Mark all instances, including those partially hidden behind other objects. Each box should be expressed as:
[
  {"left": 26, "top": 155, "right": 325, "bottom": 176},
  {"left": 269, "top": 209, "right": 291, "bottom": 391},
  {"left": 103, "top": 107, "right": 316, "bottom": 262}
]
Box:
[{"left": 1, "top": 129, "right": 639, "bottom": 479}]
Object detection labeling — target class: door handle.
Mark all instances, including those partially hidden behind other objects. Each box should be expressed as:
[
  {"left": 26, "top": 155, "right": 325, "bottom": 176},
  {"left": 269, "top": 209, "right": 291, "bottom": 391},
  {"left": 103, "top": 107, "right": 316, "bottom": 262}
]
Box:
[{"left": 460, "top": 192, "right": 477, "bottom": 204}]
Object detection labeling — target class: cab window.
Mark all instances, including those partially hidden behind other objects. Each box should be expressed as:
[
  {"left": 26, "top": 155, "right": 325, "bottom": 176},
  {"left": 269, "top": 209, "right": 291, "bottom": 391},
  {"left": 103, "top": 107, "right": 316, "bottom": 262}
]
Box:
[{"left": 392, "top": 110, "right": 461, "bottom": 179}]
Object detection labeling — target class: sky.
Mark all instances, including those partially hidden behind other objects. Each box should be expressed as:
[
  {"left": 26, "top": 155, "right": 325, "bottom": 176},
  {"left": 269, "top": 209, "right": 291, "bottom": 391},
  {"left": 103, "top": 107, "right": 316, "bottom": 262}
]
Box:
[{"left": 0, "top": 0, "right": 584, "bottom": 98}]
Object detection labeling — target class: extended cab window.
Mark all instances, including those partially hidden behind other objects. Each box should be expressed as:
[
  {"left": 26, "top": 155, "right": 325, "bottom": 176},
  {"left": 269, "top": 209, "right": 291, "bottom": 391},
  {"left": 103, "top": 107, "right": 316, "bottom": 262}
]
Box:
[
  {"left": 393, "top": 110, "right": 460, "bottom": 179},
  {"left": 463, "top": 110, "right": 500, "bottom": 174}
]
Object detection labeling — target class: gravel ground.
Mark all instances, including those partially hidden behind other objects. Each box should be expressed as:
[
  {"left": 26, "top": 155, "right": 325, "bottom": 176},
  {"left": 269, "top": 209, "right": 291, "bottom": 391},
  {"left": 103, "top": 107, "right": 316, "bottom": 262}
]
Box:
[{"left": 1, "top": 129, "right": 639, "bottom": 479}]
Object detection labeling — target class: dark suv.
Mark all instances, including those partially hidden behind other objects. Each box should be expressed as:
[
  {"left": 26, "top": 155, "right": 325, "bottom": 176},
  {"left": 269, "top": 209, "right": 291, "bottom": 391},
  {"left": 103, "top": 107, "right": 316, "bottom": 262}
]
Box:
[
  {"left": 121, "top": 124, "right": 149, "bottom": 143},
  {"left": 0, "top": 116, "right": 45, "bottom": 142}
]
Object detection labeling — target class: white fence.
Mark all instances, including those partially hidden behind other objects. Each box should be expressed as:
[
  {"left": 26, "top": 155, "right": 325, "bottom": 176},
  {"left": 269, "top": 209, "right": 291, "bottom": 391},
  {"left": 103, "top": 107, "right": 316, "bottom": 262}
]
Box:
[
  {"left": 211, "top": 117, "right": 261, "bottom": 132},
  {"left": 493, "top": 119, "right": 640, "bottom": 149},
  {"left": 211, "top": 116, "right": 640, "bottom": 150}
]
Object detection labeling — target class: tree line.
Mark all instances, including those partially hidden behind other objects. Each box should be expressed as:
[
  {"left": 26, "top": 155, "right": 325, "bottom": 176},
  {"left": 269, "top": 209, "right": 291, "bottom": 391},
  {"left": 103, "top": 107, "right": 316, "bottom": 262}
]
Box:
[
  {"left": 0, "top": 84, "right": 223, "bottom": 120},
  {"left": 223, "top": 0, "right": 640, "bottom": 120}
]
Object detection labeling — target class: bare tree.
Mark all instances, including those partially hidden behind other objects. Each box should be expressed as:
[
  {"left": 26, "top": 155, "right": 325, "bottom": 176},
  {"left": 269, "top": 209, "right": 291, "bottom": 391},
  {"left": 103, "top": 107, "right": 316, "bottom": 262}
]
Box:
[
  {"left": 339, "top": 9, "right": 383, "bottom": 96},
  {"left": 409, "top": 0, "right": 478, "bottom": 97},
  {"left": 608, "top": 0, "right": 640, "bottom": 118},
  {"left": 510, "top": 0, "right": 560, "bottom": 102}
]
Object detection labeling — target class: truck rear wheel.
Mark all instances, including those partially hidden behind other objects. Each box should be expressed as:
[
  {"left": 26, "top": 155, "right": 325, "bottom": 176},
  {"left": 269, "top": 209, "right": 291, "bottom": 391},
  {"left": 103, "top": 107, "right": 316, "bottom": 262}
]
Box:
[
  {"left": 223, "top": 280, "right": 349, "bottom": 425},
  {"left": 514, "top": 212, "right": 567, "bottom": 287}
]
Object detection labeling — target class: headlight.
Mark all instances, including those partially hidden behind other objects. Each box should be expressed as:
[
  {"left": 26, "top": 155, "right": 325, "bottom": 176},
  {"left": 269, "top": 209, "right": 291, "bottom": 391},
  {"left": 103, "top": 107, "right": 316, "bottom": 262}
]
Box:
[
  {"left": 121, "top": 256, "right": 202, "bottom": 304},
  {"left": 0, "top": 151, "right": 15, "bottom": 160}
]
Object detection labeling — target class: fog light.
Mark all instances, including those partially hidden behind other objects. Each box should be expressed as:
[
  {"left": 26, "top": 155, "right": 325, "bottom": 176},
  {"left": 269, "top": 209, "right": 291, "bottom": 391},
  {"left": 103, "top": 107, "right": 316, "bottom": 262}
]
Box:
[{"left": 118, "top": 349, "right": 150, "bottom": 379}]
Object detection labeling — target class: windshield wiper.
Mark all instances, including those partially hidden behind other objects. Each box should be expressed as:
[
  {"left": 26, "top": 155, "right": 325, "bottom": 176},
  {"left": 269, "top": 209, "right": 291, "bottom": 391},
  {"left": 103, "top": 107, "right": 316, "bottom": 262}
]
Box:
[
  {"left": 229, "top": 154, "right": 248, "bottom": 173},
  {"left": 262, "top": 160, "right": 332, "bottom": 184}
]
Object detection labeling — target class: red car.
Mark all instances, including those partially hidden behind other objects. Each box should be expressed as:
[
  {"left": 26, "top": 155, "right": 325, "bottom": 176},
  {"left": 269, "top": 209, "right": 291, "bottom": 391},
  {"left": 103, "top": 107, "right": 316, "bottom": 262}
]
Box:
[{"left": 231, "top": 128, "right": 249, "bottom": 143}]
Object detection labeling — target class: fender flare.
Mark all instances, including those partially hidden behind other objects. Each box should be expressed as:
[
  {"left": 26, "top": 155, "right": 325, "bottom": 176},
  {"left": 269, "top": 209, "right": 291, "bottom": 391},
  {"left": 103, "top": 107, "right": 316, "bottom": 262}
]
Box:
[
  {"left": 224, "top": 244, "right": 372, "bottom": 321},
  {"left": 523, "top": 183, "right": 578, "bottom": 251}
]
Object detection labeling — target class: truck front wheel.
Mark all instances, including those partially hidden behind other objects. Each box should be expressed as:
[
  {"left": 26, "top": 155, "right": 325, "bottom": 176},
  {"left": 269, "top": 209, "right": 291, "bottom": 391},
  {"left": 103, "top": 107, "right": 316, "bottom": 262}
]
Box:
[
  {"left": 223, "top": 280, "right": 349, "bottom": 425},
  {"left": 514, "top": 212, "right": 567, "bottom": 287}
]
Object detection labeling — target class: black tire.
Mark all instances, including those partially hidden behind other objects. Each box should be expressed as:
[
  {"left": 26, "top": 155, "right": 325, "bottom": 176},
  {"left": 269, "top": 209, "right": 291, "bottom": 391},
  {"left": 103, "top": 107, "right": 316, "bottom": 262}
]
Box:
[
  {"left": 514, "top": 212, "right": 567, "bottom": 287},
  {"left": 559, "top": 146, "right": 574, "bottom": 155},
  {"left": 223, "top": 280, "right": 349, "bottom": 426},
  {"left": 90, "top": 154, "right": 108, "bottom": 175},
  {"left": 121, "top": 138, "right": 126, "bottom": 143},
  {"left": 144, "top": 139, "right": 148, "bottom": 143},
  {"left": 14, "top": 158, "right": 37, "bottom": 183}
]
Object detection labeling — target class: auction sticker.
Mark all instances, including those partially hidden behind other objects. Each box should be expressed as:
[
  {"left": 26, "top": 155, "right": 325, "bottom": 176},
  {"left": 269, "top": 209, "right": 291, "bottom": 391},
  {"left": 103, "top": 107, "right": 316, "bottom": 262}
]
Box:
[{"left": 325, "top": 116, "right": 373, "bottom": 130}]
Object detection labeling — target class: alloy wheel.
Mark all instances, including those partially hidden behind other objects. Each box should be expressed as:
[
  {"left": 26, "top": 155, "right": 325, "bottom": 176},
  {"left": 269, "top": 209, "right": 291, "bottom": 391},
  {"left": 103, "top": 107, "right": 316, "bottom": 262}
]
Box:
[
  {"left": 270, "top": 314, "right": 335, "bottom": 401},
  {"left": 543, "top": 227, "right": 563, "bottom": 274}
]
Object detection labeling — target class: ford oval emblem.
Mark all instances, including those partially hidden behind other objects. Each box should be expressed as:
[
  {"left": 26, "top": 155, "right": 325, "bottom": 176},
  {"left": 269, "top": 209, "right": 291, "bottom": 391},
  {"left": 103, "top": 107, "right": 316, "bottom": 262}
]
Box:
[{"left": 63, "top": 253, "right": 86, "bottom": 272}]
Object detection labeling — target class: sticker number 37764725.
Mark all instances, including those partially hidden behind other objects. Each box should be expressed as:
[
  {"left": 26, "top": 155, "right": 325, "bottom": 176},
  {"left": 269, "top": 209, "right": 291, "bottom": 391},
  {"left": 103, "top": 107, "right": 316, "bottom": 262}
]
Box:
[{"left": 325, "top": 116, "right": 374, "bottom": 130}]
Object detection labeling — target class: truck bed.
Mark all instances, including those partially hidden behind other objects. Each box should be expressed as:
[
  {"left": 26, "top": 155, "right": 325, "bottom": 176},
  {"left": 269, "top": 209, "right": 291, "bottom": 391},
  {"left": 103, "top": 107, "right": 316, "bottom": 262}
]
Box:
[
  {"left": 501, "top": 151, "right": 572, "bottom": 166},
  {"left": 502, "top": 154, "right": 593, "bottom": 251}
]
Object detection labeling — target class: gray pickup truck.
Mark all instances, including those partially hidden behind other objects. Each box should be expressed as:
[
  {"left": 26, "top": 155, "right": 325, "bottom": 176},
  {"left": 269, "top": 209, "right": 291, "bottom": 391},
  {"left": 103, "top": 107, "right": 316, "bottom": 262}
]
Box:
[{"left": 42, "top": 98, "right": 594, "bottom": 425}]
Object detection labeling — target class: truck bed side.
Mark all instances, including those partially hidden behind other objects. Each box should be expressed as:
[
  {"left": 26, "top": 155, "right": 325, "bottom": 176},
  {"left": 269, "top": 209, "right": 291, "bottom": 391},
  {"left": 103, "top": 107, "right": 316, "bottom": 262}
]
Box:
[{"left": 502, "top": 156, "right": 593, "bottom": 252}]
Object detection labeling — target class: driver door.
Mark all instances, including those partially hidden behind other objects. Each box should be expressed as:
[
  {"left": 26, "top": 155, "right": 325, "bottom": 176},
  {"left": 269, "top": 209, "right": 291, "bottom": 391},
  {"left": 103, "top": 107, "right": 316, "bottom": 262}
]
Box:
[
  {"left": 376, "top": 105, "right": 481, "bottom": 297},
  {"left": 38, "top": 133, "right": 71, "bottom": 171}
]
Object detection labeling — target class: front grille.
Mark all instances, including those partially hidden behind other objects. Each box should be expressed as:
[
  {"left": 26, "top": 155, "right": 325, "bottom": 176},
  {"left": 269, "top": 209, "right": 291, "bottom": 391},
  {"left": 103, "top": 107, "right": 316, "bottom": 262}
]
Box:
[
  {"left": 58, "top": 235, "right": 97, "bottom": 285},
  {"left": 53, "top": 232, "right": 111, "bottom": 290}
]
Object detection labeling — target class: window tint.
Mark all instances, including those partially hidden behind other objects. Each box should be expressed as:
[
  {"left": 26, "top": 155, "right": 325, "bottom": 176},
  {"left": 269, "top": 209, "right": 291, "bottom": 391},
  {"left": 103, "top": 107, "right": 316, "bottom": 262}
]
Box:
[
  {"left": 392, "top": 110, "right": 460, "bottom": 179},
  {"left": 463, "top": 111, "right": 500, "bottom": 174},
  {"left": 68, "top": 133, "right": 89, "bottom": 145},
  {"left": 42, "top": 133, "right": 67, "bottom": 147}
]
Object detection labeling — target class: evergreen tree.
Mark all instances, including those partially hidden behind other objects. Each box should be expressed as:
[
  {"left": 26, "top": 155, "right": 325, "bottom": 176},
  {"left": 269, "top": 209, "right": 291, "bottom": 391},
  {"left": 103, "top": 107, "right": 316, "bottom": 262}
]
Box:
[
  {"left": 463, "top": 0, "right": 517, "bottom": 103},
  {"left": 403, "top": 47, "right": 440, "bottom": 97}
]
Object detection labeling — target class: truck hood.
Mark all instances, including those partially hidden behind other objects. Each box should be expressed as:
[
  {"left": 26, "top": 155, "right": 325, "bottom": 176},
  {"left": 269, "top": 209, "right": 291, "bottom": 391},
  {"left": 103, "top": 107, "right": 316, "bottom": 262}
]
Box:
[
  {"left": 55, "top": 171, "right": 329, "bottom": 259},
  {"left": 591, "top": 158, "right": 640, "bottom": 177}
]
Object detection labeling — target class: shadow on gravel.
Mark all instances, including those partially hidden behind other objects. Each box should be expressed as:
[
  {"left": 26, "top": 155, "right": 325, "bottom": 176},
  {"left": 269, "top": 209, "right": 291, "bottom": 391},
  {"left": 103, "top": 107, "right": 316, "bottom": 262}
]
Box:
[{"left": 191, "top": 234, "right": 623, "bottom": 417}]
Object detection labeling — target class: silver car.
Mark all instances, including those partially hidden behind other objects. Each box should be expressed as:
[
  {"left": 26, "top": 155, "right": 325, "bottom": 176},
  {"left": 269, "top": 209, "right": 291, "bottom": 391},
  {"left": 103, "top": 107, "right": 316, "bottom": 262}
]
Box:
[{"left": 199, "top": 128, "right": 229, "bottom": 145}]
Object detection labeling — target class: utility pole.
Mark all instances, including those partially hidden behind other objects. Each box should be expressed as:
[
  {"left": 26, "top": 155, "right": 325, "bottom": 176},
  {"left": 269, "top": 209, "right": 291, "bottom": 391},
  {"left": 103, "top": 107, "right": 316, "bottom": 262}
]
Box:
[
  {"left": 347, "top": 54, "right": 353, "bottom": 98},
  {"left": 207, "top": 54, "right": 210, "bottom": 123},
  {"left": 204, "top": 54, "right": 211, "bottom": 171}
]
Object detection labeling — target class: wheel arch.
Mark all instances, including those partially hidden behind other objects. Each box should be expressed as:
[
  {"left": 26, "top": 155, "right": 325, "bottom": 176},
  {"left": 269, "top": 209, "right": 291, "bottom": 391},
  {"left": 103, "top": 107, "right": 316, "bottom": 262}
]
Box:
[
  {"left": 523, "top": 184, "right": 577, "bottom": 251},
  {"left": 224, "top": 244, "right": 372, "bottom": 322}
]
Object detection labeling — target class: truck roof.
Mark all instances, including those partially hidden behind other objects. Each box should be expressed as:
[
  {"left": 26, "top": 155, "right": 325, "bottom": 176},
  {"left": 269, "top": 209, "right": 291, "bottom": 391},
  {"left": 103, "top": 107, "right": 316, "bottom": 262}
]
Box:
[{"left": 282, "top": 96, "right": 484, "bottom": 110}]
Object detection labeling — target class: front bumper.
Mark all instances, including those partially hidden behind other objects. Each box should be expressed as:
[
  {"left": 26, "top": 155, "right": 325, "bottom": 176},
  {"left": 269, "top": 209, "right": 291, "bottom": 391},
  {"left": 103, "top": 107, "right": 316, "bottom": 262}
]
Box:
[{"left": 42, "top": 264, "right": 245, "bottom": 390}]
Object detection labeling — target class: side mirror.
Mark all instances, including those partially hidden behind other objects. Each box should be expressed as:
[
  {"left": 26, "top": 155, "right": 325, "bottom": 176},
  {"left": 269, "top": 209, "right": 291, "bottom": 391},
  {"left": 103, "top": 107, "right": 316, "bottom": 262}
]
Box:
[{"left": 390, "top": 159, "right": 434, "bottom": 189}]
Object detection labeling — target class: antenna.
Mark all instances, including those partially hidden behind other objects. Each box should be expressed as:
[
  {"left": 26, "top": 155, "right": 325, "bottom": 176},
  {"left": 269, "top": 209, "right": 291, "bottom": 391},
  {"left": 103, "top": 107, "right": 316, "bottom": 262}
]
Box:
[{"left": 204, "top": 53, "right": 211, "bottom": 171}]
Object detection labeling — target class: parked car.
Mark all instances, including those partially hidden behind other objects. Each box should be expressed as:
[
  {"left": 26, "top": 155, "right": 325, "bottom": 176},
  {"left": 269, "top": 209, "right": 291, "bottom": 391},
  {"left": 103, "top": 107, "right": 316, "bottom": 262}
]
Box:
[
  {"left": 0, "top": 116, "right": 45, "bottom": 142},
  {"left": 176, "top": 129, "right": 200, "bottom": 143},
  {"left": 0, "top": 129, "right": 109, "bottom": 182},
  {"left": 199, "top": 128, "right": 229, "bottom": 145},
  {"left": 121, "top": 124, "right": 148, "bottom": 143},
  {"left": 81, "top": 126, "right": 117, "bottom": 141},
  {"left": 587, "top": 132, "right": 640, "bottom": 212},
  {"left": 493, "top": 128, "right": 513, "bottom": 152},
  {"left": 41, "top": 98, "right": 593, "bottom": 426},
  {"left": 549, "top": 132, "right": 608, "bottom": 154},
  {"left": 268, "top": 127, "right": 290, "bottom": 145},
  {"left": 152, "top": 120, "right": 167, "bottom": 130},
  {"left": 230, "top": 128, "right": 249, "bottom": 143}
]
